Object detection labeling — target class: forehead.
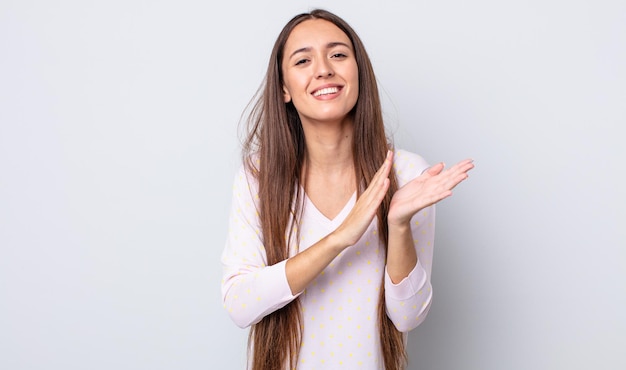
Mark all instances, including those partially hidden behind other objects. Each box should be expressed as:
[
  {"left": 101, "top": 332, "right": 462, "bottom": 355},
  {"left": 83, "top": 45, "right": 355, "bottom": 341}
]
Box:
[{"left": 284, "top": 19, "right": 353, "bottom": 53}]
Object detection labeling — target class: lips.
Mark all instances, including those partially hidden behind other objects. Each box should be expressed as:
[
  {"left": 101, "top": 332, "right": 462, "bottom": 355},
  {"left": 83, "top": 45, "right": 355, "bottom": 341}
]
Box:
[{"left": 312, "top": 85, "right": 342, "bottom": 97}]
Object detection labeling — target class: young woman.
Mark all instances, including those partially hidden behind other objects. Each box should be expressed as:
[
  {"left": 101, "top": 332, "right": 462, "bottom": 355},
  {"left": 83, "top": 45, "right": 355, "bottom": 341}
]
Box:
[{"left": 221, "top": 9, "right": 474, "bottom": 370}]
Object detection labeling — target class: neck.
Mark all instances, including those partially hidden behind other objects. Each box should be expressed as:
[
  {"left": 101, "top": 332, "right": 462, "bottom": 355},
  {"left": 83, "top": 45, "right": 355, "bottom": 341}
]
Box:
[{"left": 301, "top": 116, "right": 354, "bottom": 173}]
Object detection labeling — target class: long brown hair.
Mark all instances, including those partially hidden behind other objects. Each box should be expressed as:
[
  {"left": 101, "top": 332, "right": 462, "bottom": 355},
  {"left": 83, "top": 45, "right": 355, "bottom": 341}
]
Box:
[{"left": 241, "top": 9, "right": 405, "bottom": 370}]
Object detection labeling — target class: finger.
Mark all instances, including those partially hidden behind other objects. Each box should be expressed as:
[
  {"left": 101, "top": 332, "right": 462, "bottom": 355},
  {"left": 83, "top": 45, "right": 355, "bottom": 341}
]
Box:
[
  {"left": 448, "top": 159, "right": 475, "bottom": 176},
  {"left": 441, "top": 166, "right": 472, "bottom": 191},
  {"left": 439, "top": 161, "right": 473, "bottom": 186},
  {"left": 444, "top": 173, "right": 470, "bottom": 191},
  {"left": 368, "top": 150, "right": 394, "bottom": 188},
  {"left": 356, "top": 151, "right": 393, "bottom": 207},
  {"left": 377, "top": 150, "right": 393, "bottom": 178},
  {"left": 425, "top": 162, "right": 445, "bottom": 177},
  {"left": 348, "top": 176, "right": 389, "bottom": 232}
]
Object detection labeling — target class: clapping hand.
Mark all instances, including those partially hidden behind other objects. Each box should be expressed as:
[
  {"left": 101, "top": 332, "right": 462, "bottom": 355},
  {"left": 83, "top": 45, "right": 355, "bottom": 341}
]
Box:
[{"left": 388, "top": 158, "right": 474, "bottom": 226}]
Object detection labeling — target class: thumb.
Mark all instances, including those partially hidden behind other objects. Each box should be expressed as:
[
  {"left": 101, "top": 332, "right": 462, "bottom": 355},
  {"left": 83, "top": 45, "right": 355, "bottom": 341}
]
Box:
[{"left": 425, "top": 162, "right": 445, "bottom": 176}]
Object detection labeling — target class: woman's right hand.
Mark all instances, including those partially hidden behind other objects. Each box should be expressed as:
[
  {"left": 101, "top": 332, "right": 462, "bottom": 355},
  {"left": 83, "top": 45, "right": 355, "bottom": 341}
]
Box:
[
  {"left": 331, "top": 151, "right": 394, "bottom": 249},
  {"left": 285, "top": 151, "right": 394, "bottom": 294}
]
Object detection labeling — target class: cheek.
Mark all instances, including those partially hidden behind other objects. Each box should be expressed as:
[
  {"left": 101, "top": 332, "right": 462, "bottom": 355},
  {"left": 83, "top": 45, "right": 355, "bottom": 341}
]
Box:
[
  {"left": 282, "top": 74, "right": 304, "bottom": 95},
  {"left": 351, "top": 64, "right": 359, "bottom": 87},
  {"left": 349, "top": 66, "right": 359, "bottom": 101}
]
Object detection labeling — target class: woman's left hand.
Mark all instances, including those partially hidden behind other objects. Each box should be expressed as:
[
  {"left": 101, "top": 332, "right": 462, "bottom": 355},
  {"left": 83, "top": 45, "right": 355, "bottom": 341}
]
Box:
[{"left": 387, "top": 158, "right": 475, "bottom": 226}]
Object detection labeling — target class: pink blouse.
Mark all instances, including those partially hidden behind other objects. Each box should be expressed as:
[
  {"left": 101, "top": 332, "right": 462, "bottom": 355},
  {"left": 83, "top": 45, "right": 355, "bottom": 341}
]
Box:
[{"left": 222, "top": 149, "right": 435, "bottom": 369}]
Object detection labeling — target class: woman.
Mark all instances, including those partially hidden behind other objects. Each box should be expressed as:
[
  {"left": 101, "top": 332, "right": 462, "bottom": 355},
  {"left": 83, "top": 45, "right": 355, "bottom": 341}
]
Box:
[{"left": 221, "top": 9, "right": 474, "bottom": 370}]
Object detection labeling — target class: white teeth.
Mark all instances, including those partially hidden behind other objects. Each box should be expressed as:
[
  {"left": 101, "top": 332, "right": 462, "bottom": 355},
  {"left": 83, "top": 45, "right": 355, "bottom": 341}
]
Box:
[{"left": 313, "top": 87, "right": 339, "bottom": 97}]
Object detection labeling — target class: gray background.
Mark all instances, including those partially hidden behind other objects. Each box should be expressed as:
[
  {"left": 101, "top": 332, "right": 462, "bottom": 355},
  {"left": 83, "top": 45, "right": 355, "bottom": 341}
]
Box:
[{"left": 1, "top": 0, "right": 624, "bottom": 369}]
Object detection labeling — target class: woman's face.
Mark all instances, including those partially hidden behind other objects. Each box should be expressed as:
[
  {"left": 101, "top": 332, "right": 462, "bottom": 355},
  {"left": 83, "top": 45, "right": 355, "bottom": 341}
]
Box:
[{"left": 281, "top": 19, "right": 359, "bottom": 126}]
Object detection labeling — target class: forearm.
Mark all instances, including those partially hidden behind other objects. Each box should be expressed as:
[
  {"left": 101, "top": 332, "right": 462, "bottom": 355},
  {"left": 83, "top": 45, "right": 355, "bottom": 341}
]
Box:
[
  {"left": 386, "top": 221, "right": 418, "bottom": 284},
  {"left": 286, "top": 152, "right": 394, "bottom": 294},
  {"left": 384, "top": 217, "right": 434, "bottom": 332},
  {"left": 222, "top": 260, "right": 297, "bottom": 328},
  {"left": 285, "top": 232, "right": 346, "bottom": 295},
  {"left": 384, "top": 264, "right": 432, "bottom": 331}
]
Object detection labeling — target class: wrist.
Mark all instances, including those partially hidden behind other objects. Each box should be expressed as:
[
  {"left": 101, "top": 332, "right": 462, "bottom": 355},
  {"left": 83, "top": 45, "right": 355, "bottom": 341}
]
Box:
[
  {"left": 325, "top": 230, "right": 351, "bottom": 254},
  {"left": 388, "top": 220, "right": 412, "bottom": 234}
]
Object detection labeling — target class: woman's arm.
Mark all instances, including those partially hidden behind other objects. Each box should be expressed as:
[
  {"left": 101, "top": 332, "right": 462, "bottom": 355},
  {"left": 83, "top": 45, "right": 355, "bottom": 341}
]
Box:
[
  {"left": 383, "top": 151, "right": 473, "bottom": 331},
  {"left": 285, "top": 151, "right": 394, "bottom": 295},
  {"left": 386, "top": 157, "right": 474, "bottom": 282},
  {"left": 384, "top": 205, "right": 435, "bottom": 331},
  {"left": 221, "top": 167, "right": 299, "bottom": 328},
  {"left": 222, "top": 152, "right": 396, "bottom": 327}
]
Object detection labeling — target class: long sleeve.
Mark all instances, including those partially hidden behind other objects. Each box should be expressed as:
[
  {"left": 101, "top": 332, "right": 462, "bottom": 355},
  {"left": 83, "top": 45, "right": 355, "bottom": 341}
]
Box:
[
  {"left": 221, "top": 165, "right": 299, "bottom": 328},
  {"left": 383, "top": 206, "right": 435, "bottom": 331},
  {"left": 383, "top": 150, "right": 436, "bottom": 332}
]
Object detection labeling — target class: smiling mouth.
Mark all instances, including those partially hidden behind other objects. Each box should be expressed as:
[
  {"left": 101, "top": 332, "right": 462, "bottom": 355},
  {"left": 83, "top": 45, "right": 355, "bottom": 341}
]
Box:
[{"left": 312, "top": 86, "right": 341, "bottom": 97}]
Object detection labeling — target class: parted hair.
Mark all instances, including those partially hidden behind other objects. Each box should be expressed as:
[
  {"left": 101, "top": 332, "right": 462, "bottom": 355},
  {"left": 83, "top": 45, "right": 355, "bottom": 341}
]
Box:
[{"left": 241, "top": 9, "right": 406, "bottom": 370}]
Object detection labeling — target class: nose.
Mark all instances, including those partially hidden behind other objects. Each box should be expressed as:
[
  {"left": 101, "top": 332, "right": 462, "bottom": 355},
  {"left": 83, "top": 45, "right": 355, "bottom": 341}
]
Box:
[{"left": 316, "top": 59, "right": 334, "bottom": 78}]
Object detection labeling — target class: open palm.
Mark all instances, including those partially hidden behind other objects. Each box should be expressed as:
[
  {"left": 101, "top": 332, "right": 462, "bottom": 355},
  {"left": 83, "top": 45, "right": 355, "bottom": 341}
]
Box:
[{"left": 388, "top": 159, "right": 474, "bottom": 226}]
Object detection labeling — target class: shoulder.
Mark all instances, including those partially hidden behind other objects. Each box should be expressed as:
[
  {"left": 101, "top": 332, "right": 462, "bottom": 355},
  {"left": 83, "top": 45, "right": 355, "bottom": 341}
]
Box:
[
  {"left": 232, "top": 155, "right": 260, "bottom": 195},
  {"left": 392, "top": 149, "right": 430, "bottom": 187}
]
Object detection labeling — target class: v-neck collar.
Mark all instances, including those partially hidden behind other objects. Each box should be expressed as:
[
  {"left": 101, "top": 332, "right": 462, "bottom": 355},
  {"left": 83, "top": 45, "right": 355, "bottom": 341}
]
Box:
[{"left": 303, "top": 190, "right": 356, "bottom": 228}]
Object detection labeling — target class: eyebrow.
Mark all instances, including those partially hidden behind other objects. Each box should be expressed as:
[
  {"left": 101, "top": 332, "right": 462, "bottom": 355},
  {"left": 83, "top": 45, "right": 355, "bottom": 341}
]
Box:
[{"left": 288, "top": 42, "right": 352, "bottom": 59}]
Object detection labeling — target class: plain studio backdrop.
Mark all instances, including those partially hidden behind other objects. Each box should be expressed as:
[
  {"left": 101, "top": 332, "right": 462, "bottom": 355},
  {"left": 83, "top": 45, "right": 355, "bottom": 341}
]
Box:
[{"left": 1, "top": 0, "right": 624, "bottom": 369}]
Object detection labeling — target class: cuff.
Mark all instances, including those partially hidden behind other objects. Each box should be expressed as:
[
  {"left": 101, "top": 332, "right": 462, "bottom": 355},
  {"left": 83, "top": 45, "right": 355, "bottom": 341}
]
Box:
[
  {"left": 265, "top": 259, "right": 301, "bottom": 303},
  {"left": 384, "top": 260, "right": 428, "bottom": 301}
]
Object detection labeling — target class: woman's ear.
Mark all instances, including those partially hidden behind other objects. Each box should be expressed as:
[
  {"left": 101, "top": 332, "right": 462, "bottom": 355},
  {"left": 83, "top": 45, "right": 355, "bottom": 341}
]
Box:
[{"left": 282, "top": 86, "right": 292, "bottom": 103}]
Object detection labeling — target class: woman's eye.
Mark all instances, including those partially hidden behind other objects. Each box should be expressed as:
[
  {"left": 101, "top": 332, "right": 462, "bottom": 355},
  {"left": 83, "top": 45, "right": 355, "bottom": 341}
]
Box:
[
  {"left": 295, "top": 59, "right": 309, "bottom": 66},
  {"left": 331, "top": 53, "right": 347, "bottom": 58}
]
